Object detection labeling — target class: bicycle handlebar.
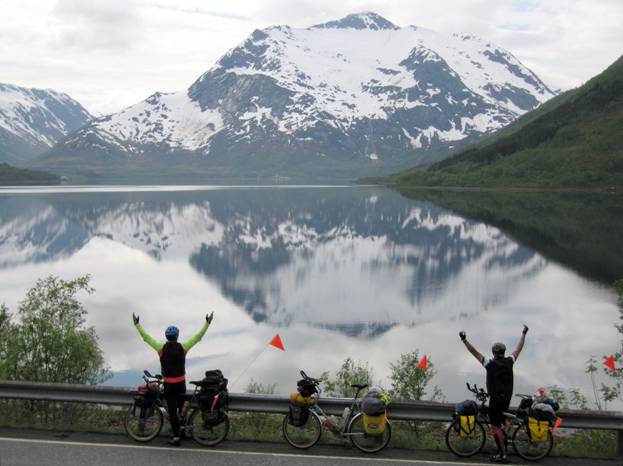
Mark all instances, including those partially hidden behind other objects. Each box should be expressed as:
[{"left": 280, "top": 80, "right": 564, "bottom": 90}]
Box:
[
  {"left": 142, "top": 370, "right": 163, "bottom": 383},
  {"left": 300, "top": 370, "right": 320, "bottom": 385}
]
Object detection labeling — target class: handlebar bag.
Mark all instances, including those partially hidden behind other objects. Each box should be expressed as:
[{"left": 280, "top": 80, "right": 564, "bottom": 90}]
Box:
[{"left": 297, "top": 379, "right": 318, "bottom": 397}]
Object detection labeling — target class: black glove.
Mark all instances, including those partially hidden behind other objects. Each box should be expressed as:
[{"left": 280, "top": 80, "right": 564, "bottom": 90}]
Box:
[
  {"left": 206, "top": 312, "right": 214, "bottom": 325},
  {"left": 459, "top": 331, "right": 466, "bottom": 342},
  {"left": 522, "top": 325, "right": 529, "bottom": 335},
  {"left": 132, "top": 313, "right": 139, "bottom": 325}
]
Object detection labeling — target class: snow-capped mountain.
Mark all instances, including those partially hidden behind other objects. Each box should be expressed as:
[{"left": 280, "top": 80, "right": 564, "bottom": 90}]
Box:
[
  {"left": 0, "top": 83, "right": 92, "bottom": 163},
  {"left": 45, "top": 12, "right": 555, "bottom": 178}
]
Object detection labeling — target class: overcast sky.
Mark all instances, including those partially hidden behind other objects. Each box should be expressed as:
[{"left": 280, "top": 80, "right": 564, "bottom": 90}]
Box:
[{"left": 2, "top": 0, "right": 621, "bottom": 115}]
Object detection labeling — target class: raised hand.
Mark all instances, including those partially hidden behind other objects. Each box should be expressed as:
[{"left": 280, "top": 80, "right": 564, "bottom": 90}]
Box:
[
  {"left": 459, "top": 330, "right": 466, "bottom": 342},
  {"left": 522, "top": 324, "right": 529, "bottom": 335},
  {"left": 132, "top": 313, "right": 139, "bottom": 325},
  {"left": 206, "top": 312, "right": 214, "bottom": 325}
]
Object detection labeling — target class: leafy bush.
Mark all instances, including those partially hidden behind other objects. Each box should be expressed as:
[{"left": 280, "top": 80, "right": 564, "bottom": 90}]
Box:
[
  {"left": 0, "top": 275, "right": 109, "bottom": 384},
  {"left": 389, "top": 351, "right": 443, "bottom": 402}
]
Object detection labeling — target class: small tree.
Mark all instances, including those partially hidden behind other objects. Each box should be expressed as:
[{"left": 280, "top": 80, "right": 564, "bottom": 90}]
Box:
[
  {"left": 323, "top": 358, "right": 374, "bottom": 398},
  {"left": 245, "top": 379, "right": 277, "bottom": 395},
  {"left": 389, "top": 350, "right": 443, "bottom": 402},
  {"left": 595, "top": 279, "right": 623, "bottom": 407},
  {"left": 0, "top": 275, "right": 110, "bottom": 426},
  {"left": 0, "top": 275, "right": 109, "bottom": 384}
]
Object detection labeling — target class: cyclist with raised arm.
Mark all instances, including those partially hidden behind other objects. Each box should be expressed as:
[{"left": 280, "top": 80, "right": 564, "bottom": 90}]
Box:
[
  {"left": 459, "top": 325, "right": 529, "bottom": 464},
  {"left": 132, "top": 312, "right": 214, "bottom": 446}
]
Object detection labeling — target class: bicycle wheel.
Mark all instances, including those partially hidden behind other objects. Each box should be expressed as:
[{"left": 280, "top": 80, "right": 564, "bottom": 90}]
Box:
[
  {"left": 512, "top": 424, "right": 553, "bottom": 461},
  {"left": 445, "top": 418, "right": 486, "bottom": 458},
  {"left": 347, "top": 412, "right": 391, "bottom": 454},
  {"left": 282, "top": 411, "right": 322, "bottom": 449},
  {"left": 188, "top": 408, "right": 230, "bottom": 447},
  {"left": 124, "top": 405, "right": 164, "bottom": 442}
]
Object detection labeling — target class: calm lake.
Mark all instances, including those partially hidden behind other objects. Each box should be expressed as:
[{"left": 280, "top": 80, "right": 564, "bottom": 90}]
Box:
[{"left": 0, "top": 186, "right": 621, "bottom": 404}]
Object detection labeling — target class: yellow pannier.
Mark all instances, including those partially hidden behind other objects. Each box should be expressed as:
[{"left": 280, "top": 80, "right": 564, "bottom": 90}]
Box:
[
  {"left": 290, "top": 391, "right": 316, "bottom": 406},
  {"left": 459, "top": 415, "right": 476, "bottom": 437},
  {"left": 363, "top": 412, "right": 388, "bottom": 435},
  {"left": 528, "top": 416, "right": 549, "bottom": 442}
]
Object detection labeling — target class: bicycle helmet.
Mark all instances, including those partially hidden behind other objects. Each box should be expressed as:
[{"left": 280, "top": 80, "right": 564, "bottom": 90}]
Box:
[
  {"left": 492, "top": 342, "right": 506, "bottom": 357},
  {"left": 165, "top": 325, "right": 179, "bottom": 341}
]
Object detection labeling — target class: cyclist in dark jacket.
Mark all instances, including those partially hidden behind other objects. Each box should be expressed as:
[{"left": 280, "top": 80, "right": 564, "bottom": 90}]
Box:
[
  {"left": 132, "top": 312, "right": 214, "bottom": 445},
  {"left": 459, "top": 325, "right": 528, "bottom": 463}
]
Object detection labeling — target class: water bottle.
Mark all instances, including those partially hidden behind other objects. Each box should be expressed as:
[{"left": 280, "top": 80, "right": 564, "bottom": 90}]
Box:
[{"left": 341, "top": 407, "right": 351, "bottom": 427}]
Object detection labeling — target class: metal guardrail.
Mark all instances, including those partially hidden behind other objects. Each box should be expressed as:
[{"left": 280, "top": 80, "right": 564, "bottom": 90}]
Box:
[{"left": 1, "top": 380, "right": 623, "bottom": 455}]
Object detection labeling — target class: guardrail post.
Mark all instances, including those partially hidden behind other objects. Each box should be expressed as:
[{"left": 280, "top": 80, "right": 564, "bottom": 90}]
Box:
[{"left": 617, "top": 430, "right": 623, "bottom": 458}]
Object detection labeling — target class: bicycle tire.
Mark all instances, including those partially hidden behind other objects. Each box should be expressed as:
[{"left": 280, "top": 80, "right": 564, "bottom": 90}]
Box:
[
  {"left": 124, "top": 405, "right": 164, "bottom": 442},
  {"left": 282, "top": 411, "right": 322, "bottom": 449},
  {"left": 347, "top": 412, "right": 391, "bottom": 454},
  {"left": 512, "top": 423, "right": 553, "bottom": 461},
  {"left": 445, "top": 417, "right": 486, "bottom": 458},
  {"left": 188, "top": 408, "right": 229, "bottom": 447}
]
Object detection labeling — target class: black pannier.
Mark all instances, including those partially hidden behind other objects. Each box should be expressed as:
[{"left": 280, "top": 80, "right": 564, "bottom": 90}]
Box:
[
  {"left": 288, "top": 401, "right": 310, "bottom": 427},
  {"left": 518, "top": 397, "right": 532, "bottom": 412},
  {"left": 198, "top": 369, "right": 229, "bottom": 426},
  {"left": 297, "top": 378, "right": 317, "bottom": 397},
  {"left": 132, "top": 394, "right": 156, "bottom": 418},
  {"left": 362, "top": 396, "right": 386, "bottom": 416}
]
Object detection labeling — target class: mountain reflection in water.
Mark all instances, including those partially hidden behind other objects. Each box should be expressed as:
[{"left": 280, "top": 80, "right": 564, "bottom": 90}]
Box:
[{"left": 0, "top": 187, "right": 619, "bottom": 402}]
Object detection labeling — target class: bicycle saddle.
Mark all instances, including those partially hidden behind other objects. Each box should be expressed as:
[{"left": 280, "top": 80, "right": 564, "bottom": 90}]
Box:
[
  {"left": 351, "top": 383, "right": 368, "bottom": 390},
  {"left": 189, "top": 380, "right": 203, "bottom": 385}
]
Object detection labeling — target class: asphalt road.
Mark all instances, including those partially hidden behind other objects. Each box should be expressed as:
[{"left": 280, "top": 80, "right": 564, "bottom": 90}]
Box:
[{"left": 0, "top": 429, "right": 619, "bottom": 466}]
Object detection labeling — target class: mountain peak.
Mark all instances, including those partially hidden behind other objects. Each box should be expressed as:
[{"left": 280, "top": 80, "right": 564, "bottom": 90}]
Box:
[{"left": 310, "top": 12, "right": 399, "bottom": 31}]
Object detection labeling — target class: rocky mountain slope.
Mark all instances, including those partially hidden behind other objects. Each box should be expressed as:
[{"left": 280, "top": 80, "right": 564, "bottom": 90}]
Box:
[
  {"left": 391, "top": 54, "right": 623, "bottom": 188},
  {"left": 0, "top": 83, "right": 91, "bottom": 163},
  {"left": 41, "top": 12, "right": 555, "bottom": 180}
]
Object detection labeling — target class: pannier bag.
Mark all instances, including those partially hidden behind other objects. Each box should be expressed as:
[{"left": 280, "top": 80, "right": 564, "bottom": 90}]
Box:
[
  {"left": 528, "top": 416, "right": 549, "bottom": 442},
  {"left": 297, "top": 378, "right": 318, "bottom": 397},
  {"left": 199, "top": 369, "right": 229, "bottom": 426},
  {"left": 361, "top": 387, "right": 390, "bottom": 435},
  {"left": 454, "top": 399, "right": 478, "bottom": 437},
  {"left": 530, "top": 403, "right": 556, "bottom": 424},
  {"left": 363, "top": 413, "right": 388, "bottom": 435},
  {"left": 455, "top": 399, "right": 478, "bottom": 415},
  {"left": 459, "top": 415, "right": 476, "bottom": 437},
  {"left": 288, "top": 402, "right": 310, "bottom": 427},
  {"left": 290, "top": 391, "right": 316, "bottom": 406},
  {"left": 518, "top": 397, "right": 533, "bottom": 412},
  {"left": 133, "top": 382, "right": 159, "bottom": 418}
]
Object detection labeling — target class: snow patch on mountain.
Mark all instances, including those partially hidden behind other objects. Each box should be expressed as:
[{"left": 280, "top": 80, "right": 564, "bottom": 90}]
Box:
[
  {"left": 0, "top": 83, "right": 91, "bottom": 161},
  {"left": 92, "top": 92, "right": 223, "bottom": 153}
]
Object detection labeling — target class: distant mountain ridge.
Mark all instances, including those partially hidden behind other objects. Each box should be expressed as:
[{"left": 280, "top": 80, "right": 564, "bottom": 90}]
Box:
[
  {"left": 40, "top": 12, "right": 555, "bottom": 180},
  {"left": 390, "top": 54, "right": 623, "bottom": 188},
  {"left": 0, "top": 83, "right": 92, "bottom": 163}
]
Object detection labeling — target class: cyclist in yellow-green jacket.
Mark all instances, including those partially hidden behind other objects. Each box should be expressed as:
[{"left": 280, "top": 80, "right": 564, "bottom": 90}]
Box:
[{"left": 132, "top": 312, "right": 214, "bottom": 445}]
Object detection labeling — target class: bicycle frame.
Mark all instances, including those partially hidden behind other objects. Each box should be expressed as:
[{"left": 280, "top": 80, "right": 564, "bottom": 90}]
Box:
[
  {"left": 309, "top": 386, "right": 368, "bottom": 438},
  {"left": 466, "top": 383, "right": 534, "bottom": 439}
]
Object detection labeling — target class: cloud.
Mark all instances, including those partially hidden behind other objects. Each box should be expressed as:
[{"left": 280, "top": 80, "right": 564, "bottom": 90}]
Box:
[
  {"left": 52, "top": 0, "right": 144, "bottom": 51},
  {"left": 0, "top": 0, "right": 621, "bottom": 114}
]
